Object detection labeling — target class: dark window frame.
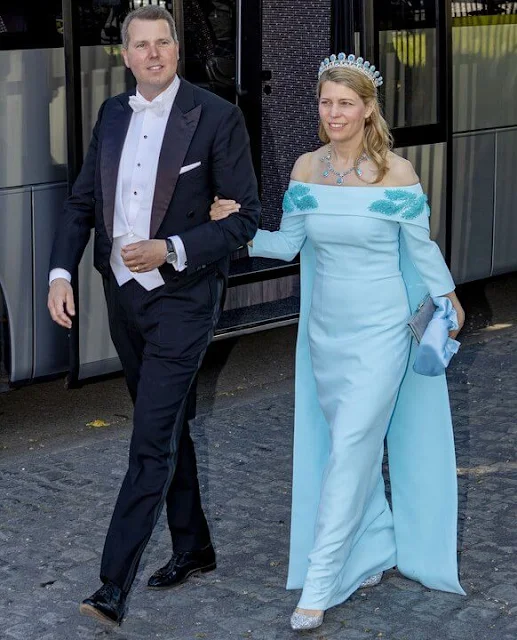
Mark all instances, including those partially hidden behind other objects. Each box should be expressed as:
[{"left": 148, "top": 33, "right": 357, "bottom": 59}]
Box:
[
  {"left": 389, "top": 0, "right": 449, "bottom": 148},
  {"left": 332, "top": 0, "right": 449, "bottom": 149}
]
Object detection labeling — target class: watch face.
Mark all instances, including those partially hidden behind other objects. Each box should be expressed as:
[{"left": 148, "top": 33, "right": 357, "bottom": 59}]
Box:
[{"left": 166, "top": 251, "right": 176, "bottom": 264}]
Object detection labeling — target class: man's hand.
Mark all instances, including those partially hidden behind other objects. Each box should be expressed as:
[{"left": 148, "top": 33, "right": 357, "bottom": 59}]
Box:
[
  {"left": 121, "top": 239, "right": 167, "bottom": 273},
  {"left": 48, "top": 278, "right": 75, "bottom": 329}
]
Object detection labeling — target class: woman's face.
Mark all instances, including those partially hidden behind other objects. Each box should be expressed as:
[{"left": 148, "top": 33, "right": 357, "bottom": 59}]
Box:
[{"left": 318, "top": 81, "right": 373, "bottom": 144}]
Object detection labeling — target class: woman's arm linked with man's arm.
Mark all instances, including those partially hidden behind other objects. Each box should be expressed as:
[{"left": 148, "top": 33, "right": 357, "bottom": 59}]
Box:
[{"left": 209, "top": 155, "right": 310, "bottom": 261}]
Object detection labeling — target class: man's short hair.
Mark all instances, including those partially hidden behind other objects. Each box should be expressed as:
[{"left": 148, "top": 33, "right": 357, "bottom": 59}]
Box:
[{"left": 121, "top": 6, "right": 178, "bottom": 49}]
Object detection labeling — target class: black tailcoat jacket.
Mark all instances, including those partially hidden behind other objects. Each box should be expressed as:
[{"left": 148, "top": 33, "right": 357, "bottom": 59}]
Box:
[{"left": 50, "top": 78, "right": 261, "bottom": 292}]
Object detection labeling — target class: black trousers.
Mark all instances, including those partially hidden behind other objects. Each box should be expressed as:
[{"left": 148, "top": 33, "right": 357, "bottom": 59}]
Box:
[{"left": 100, "top": 270, "right": 222, "bottom": 593}]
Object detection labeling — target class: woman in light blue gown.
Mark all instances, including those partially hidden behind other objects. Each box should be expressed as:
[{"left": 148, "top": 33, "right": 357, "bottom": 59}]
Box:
[{"left": 211, "top": 54, "right": 466, "bottom": 631}]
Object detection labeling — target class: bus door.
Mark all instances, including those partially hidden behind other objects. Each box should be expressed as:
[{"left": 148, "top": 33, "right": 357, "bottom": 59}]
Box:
[{"left": 68, "top": 1, "right": 133, "bottom": 384}]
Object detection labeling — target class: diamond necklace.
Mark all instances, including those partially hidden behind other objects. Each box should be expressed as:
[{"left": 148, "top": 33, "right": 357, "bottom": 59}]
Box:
[{"left": 320, "top": 146, "right": 368, "bottom": 185}]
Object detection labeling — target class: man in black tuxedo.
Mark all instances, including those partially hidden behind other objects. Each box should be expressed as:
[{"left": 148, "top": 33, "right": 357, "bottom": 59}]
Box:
[{"left": 48, "top": 5, "right": 259, "bottom": 626}]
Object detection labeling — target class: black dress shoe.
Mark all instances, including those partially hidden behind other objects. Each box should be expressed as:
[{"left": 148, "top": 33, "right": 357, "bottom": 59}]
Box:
[
  {"left": 79, "top": 581, "right": 126, "bottom": 626},
  {"left": 147, "top": 544, "right": 216, "bottom": 589}
]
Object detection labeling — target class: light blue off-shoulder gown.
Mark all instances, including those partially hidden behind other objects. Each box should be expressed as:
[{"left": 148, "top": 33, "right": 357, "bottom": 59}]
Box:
[{"left": 249, "top": 182, "right": 465, "bottom": 611}]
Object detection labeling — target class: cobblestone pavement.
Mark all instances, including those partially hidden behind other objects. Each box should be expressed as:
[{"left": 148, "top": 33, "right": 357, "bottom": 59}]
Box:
[{"left": 1, "top": 276, "right": 516, "bottom": 640}]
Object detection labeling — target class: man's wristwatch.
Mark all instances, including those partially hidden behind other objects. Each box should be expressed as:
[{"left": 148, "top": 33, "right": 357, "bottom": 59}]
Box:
[{"left": 165, "top": 238, "right": 177, "bottom": 265}]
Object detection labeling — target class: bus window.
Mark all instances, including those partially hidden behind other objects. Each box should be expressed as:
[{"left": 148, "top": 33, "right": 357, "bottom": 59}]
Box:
[
  {"left": 375, "top": 0, "right": 439, "bottom": 129},
  {"left": 79, "top": 2, "right": 173, "bottom": 47},
  {"left": 78, "top": 1, "right": 128, "bottom": 46},
  {"left": 452, "top": 1, "right": 517, "bottom": 132},
  {"left": 452, "top": 2, "right": 517, "bottom": 18},
  {"left": 183, "top": 0, "right": 236, "bottom": 101},
  {"left": 0, "top": 1, "right": 63, "bottom": 49}
]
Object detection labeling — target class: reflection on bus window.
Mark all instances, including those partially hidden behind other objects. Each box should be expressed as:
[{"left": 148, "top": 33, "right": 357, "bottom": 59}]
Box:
[
  {"left": 452, "top": 2, "right": 517, "bottom": 131},
  {"left": 0, "top": 1, "right": 174, "bottom": 50},
  {"left": 375, "top": 0, "right": 439, "bottom": 129},
  {"left": 79, "top": 2, "right": 172, "bottom": 47},
  {"left": 184, "top": 0, "right": 236, "bottom": 101},
  {"left": 0, "top": 1, "right": 63, "bottom": 49},
  {"left": 376, "top": 0, "right": 437, "bottom": 30},
  {"left": 452, "top": 2, "right": 517, "bottom": 18},
  {"left": 79, "top": 1, "right": 129, "bottom": 46}
]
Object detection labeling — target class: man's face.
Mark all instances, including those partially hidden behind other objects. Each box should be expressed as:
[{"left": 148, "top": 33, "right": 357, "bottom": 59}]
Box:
[{"left": 122, "top": 18, "right": 179, "bottom": 100}]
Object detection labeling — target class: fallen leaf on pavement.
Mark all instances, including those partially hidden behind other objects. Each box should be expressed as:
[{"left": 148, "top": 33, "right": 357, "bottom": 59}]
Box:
[{"left": 86, "top": 419, "right": 111, "bottom": 428}]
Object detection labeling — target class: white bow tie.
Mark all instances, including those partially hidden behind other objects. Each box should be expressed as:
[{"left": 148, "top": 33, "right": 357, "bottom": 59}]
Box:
[{"left": 128, "top": 94, "right": 166, "bottom": 116}]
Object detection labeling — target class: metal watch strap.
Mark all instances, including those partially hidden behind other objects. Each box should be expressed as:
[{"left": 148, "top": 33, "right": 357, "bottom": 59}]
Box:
[{"left": 165, "top": 237, "right": 174, "bottom": 254}]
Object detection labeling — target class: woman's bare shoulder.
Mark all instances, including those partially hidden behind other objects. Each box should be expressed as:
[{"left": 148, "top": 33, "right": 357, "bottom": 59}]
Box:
[
  {"left": 383, "top": 152, "right": 420, "bottom": 187},
  {"left": 290, "top": 148, "right": 326, "bottom": 182}
]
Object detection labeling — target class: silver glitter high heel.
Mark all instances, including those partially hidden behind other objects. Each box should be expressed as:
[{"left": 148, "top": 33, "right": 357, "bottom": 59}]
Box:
[
  {"left": 359, "top": 571, "right": 383, "bottom": 588},
  {"left": 290, "top": 609, "right": 324, "bottom": 631}
]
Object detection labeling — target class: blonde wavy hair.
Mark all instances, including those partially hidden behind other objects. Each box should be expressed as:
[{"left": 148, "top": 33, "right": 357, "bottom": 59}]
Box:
[{"left": 317, "top": 67, "right": 393, "bottom": 183}]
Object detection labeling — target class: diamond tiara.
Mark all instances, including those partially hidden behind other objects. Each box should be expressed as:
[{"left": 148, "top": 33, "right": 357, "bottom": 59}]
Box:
[{"left": 318, "top": 53, "right": 383, "bottom": 88}]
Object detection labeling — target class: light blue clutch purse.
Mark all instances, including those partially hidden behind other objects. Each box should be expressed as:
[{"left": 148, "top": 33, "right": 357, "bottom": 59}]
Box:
[
  {"left": 411, "top": 296, "right": 461, "bottom": 377},
  {"left": 407, "top": 294, "right": 435, "bottom": 343}
]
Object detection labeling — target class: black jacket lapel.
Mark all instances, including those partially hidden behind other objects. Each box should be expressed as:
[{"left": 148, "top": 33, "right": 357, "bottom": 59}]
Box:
[
  {"left": 150, "top": 81, "right": 202, "bottom": 238},
  {"left": 100, "top": 93, "right": 133, "bottom": 240}
]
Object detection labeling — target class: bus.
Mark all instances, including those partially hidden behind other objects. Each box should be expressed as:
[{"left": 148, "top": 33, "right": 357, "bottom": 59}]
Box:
[{"left": 1, "top": 0, "right": 516, "bottom": 389}]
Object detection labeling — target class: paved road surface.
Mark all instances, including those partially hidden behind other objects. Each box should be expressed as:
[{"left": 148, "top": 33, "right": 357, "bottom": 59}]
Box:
[{"left": 0, "top": 274, "right": 516, "bottom": 639}]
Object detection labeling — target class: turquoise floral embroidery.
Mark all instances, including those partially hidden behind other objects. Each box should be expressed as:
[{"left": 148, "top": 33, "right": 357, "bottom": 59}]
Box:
[
  {"left": 283, "top": 184, "right": 318, "bottom": 213},
  {"left": 369, "top": 190, "right": 428, "bottom": 220},
  {"left": 282, "top": 191, "right": 295, "bottom": 213}
]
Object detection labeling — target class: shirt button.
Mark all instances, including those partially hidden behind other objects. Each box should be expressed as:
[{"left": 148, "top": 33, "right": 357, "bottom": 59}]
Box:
[
  {"left": 137, "top": 163, "right": 141, "bottom": 167},
  {"left": 143, "top": 135, "right": 148, "bottom": 139},
  {"left": 134, "top": 191, "right": 137, "bottom": 195}
]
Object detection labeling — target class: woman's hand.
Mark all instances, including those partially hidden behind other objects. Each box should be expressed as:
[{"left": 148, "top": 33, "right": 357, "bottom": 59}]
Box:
[
  {"left": 210, "top": 196, "right": 241, "bottom": 221},
  {"left": 445, "top": 291, "right": 465, "bottom": 339}
]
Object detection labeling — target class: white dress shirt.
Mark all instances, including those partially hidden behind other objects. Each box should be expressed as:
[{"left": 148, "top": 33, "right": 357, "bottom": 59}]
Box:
[{"left": 49, "top": 75, "right": 187, "bottom": 291}]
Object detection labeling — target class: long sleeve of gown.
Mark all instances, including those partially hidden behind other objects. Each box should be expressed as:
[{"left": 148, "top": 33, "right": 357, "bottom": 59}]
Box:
[
  {"left": 248, "top": 213, "right": 307, "bottom": 262},
  {"left": 400, "top": 220, "right": 455, "bottom": 297}
]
